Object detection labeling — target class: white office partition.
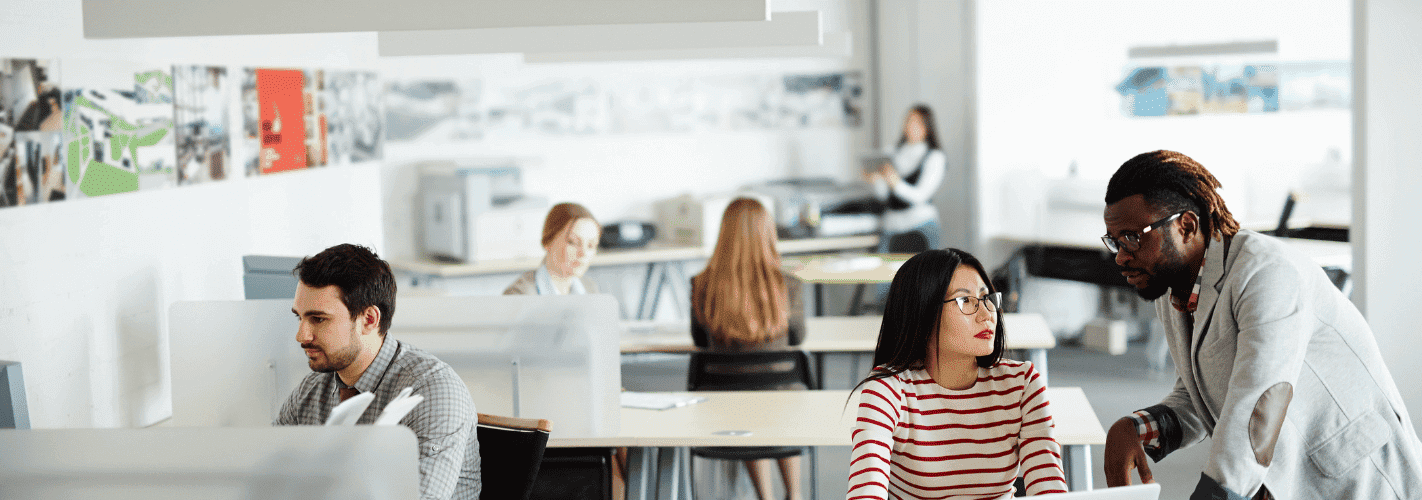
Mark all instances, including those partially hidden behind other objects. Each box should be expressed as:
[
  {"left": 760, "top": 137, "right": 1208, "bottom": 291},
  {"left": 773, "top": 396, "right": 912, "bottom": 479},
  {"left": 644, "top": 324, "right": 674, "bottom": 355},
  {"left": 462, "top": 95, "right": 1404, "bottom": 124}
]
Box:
[
  {"left": 169, "top": 299, "right": 312, "bottom": 427},
  {"left": 392, "top": 294, "right": 622, "bottom": 438},
  {"left": 0, "top": 426, "right": 419, "bottom": 499},
  {"left": 169, "top": 294, "right": 621, "bottom": 437}
]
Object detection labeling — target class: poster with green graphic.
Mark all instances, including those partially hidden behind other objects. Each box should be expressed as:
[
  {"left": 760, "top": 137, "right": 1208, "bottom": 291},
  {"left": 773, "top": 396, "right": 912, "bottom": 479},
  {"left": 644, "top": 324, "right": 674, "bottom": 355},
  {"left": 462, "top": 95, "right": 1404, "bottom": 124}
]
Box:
[{"left": 61, "top": 59, "right": 175, "bottom": 198}]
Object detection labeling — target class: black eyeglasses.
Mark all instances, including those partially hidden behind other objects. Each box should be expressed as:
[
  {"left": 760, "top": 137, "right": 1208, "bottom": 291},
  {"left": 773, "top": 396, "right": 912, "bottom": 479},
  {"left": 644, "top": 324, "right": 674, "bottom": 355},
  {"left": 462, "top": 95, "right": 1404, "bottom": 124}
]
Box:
[
  {"left": 1101, "top": 211, "right": 1184, "bottom": 254},
  {"left": 945, "top": 292, "right": 1002, "bottom": 315}
]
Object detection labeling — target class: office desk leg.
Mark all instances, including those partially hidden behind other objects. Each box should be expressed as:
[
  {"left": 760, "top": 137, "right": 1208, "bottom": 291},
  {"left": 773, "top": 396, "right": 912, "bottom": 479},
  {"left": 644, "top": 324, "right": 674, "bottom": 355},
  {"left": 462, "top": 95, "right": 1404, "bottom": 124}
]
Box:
[
  {"left": 814, "top": 283, "right": 824, "bottom": 317},
  {"left": 848, "top": 283, "right": 866, "bottom": 316},
  {"left": 653, "top": 446, "right": 685, "bottom": 500},
  {"left": 1064, "top": 444, "right": 1092, "bottom": 491},
  {"left": 627, "top": 447, "right": 653, "bottom": 500},
  {"left": 1028, "top": 348, "right": 1048, "bottom": 387},
  {"left": 637, "top": 263, "right": 660, "bottom": 320}
]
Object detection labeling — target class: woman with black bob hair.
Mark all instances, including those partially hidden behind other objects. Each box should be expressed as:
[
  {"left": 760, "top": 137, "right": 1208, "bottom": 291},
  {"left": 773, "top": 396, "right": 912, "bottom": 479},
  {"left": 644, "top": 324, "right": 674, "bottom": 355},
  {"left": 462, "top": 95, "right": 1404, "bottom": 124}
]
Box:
[{"left": 845, "top": 249, "right": 1068, "bottom": 499}]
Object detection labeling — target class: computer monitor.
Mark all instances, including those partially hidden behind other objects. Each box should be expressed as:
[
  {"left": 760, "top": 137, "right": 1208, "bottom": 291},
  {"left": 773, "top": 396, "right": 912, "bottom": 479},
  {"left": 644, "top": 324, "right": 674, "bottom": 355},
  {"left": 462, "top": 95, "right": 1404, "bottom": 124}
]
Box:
[
  {"left": 242, "top": 255, "right": 302, "bottom": 299},
  {"left": 0, "top": 426, "right": 419, "bottom": 499},
  {"left": 0, "top": 360, "right": 28, "bottom": 429},
  {"left": 168, "top": 294, "right": 622, "bottom": 438}
]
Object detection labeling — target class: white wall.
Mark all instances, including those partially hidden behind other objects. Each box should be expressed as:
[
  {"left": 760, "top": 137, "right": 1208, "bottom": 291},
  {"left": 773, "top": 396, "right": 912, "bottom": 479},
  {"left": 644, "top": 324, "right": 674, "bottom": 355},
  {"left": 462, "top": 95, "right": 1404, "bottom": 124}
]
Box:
[
  {"left": 377, "top": 0, "right": 876, "bottom": 261},
  {"left": 1354, "top": 0, "right": 1422, "bottom": 432},
  {"left": 0, "top": 0, "right": 875, "bottom": 428},
  {"left": 976, "top": 0, "right": 1352, "bottom": 268},
  {"left": 0, "top": 0, "right": 383, "bottom": 429}
]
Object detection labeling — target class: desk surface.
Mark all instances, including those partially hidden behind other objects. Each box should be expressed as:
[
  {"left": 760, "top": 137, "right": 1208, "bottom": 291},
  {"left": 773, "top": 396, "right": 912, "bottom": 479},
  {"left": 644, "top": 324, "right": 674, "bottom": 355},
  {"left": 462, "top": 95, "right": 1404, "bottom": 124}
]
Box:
[
  {"left": 393, "top": 235, "right": 879, "bottom": 278},
  {"left": 621, "top": 313, "right": 1056, "bottom": 354},
  {"left": 783, "top": 253, "right": 911, "bottom": 284},
  {"left": 549, "top": 387, "right": 1103, "bottom": 448}
]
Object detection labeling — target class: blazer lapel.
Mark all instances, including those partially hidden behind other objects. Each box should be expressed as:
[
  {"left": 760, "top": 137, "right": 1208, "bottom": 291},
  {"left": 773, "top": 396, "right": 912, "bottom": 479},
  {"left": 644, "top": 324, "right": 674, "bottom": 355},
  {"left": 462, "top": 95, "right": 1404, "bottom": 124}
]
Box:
[{"left": 1189, "top": 236, "right": 1232, "bottom": 366}]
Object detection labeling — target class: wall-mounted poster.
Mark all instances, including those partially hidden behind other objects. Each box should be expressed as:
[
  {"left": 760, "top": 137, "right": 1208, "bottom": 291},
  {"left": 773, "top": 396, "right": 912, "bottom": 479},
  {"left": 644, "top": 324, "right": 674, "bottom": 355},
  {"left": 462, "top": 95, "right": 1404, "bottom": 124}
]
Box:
[
  {"left": 173, "top": 65, "right": 232, "bottom": 185},
  {"left": 1, "top": 58, "right": 64, "bottom": 208},
  {"left": 61, "top": 60, "right": 175, "bottom": 198},
  {"left": 251, "top": 68, "right": 307, "bottom": 174},
  {"left": 1115, "top": 62, "right": 1344, "bottom": 118},
  {"left": 304, "top": 68, "right": 327, "bottom": 168},
  {"left": 325, "top": 71, "right": 382, "bottom": 165}
]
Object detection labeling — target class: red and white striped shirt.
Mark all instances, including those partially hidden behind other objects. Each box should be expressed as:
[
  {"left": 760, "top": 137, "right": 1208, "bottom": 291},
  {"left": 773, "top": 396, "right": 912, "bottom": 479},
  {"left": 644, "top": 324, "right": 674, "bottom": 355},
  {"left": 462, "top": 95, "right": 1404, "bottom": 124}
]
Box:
[{"left": 847, "top": 360, "right": 1068, "bottom": 500}]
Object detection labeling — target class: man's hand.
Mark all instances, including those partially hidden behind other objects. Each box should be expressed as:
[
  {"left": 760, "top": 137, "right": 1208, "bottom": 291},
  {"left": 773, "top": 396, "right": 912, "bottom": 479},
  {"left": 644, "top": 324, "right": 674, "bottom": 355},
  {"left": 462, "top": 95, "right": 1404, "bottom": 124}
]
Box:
[{"left": 1104, "top": 417, "right": 1155, "bottom": 487}]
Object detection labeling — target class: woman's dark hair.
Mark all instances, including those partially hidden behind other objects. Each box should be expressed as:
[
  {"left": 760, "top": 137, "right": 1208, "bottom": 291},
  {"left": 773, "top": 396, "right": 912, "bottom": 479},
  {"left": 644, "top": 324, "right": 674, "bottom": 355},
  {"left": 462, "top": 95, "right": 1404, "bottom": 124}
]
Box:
[
  {"left": 293, "top": 243, "right": 397, "bottom": 336},
  {"left": 853, "top": 248, "right": 1005, "bottom": 391},
  {"left": 1105, "top": 150, "right": 1240, "bottom": 242},
  {"left": 895, "top": 103, "right": 941, "bottom": 151}
]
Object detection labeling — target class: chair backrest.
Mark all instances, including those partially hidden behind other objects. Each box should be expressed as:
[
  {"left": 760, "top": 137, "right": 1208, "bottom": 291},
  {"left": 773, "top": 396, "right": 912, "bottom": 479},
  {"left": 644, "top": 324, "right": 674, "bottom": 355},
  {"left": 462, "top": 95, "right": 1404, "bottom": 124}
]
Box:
[
  {"left": 477, "top": 413, "right": 552, "bottom": 500},
  {"left": 687, "top": 350, "right": 816, "bottom": 391}
]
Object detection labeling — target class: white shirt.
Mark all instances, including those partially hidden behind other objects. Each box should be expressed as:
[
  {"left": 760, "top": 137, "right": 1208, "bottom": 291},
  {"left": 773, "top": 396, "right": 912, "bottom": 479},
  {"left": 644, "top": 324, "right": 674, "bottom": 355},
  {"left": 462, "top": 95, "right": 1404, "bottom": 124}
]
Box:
[{"left": 871, "top": 141, "right": 946, "bottom": 233}]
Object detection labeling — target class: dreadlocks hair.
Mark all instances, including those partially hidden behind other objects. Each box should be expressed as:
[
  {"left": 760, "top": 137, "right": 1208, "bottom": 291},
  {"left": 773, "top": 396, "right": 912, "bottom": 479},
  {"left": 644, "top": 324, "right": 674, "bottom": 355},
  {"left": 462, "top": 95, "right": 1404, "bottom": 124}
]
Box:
[{"left": 1104, "top": 150, "right": 1240, "bottom": 242}]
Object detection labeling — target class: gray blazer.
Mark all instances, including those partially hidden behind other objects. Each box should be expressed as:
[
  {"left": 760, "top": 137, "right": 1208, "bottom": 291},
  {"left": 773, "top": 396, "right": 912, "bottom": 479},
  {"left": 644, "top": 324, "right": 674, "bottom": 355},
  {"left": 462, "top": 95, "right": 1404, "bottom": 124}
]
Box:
[{"left": 1146, "top": 230, "right": 1422, "bottom": 499}]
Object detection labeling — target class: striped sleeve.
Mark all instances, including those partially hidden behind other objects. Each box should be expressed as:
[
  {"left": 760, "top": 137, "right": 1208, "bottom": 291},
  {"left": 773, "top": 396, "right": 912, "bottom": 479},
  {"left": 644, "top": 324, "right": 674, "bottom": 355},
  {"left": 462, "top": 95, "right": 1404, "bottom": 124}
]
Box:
[
  {"left": 1017, "top": 362, "right": 1067, "bottom": 495},
  {"left": 847, "top": 376, "right": 902, "bottom": 500}
]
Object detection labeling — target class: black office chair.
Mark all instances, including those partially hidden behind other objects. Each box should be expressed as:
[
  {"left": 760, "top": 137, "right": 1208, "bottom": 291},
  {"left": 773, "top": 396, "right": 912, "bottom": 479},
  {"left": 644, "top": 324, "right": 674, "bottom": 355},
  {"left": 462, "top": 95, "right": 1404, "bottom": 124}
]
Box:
[
  {"left": 476, "top": 413, "right": 552, "bottom": 500},
  {"left": 686, "top": 350, "right": 816, "bottom": 496}
]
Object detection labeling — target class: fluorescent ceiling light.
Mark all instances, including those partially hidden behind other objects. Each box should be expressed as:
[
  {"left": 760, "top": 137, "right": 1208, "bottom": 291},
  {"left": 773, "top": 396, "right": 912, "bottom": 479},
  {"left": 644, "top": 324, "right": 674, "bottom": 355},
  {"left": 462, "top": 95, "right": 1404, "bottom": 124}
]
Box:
[
  {"left": 379, "top": 11, "right": 820, "bottom": 57},
  {"left": 1128, "top": 40, "right": 1278, "bottom": 58},
  {"left": 521, "top": 30, "right": 852, "bottom": 63},
  {"left": 82, "top": 0, "right": 769, "bottom": 38}
]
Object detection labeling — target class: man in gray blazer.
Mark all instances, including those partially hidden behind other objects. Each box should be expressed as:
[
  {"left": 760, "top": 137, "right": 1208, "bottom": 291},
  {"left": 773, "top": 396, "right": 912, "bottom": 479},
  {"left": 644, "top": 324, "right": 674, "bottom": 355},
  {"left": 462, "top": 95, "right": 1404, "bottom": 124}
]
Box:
[{"left": 1099, "top": 150, "right": 1422, "bottom": 499}]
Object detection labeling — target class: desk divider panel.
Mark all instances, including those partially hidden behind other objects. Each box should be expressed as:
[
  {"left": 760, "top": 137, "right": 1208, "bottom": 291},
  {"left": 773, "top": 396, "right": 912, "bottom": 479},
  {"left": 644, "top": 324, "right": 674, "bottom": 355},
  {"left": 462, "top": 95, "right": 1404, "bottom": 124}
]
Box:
[{"left": 169, "top": 295, "right": 621, "bottom": 438}]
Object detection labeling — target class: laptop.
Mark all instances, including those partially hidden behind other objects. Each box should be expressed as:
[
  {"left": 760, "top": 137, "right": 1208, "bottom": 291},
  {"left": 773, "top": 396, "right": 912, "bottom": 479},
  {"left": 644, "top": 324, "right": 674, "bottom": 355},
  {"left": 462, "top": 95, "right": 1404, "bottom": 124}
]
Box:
[{"left": 1032, "top": 484, "right": 1160, "bottom": 500}]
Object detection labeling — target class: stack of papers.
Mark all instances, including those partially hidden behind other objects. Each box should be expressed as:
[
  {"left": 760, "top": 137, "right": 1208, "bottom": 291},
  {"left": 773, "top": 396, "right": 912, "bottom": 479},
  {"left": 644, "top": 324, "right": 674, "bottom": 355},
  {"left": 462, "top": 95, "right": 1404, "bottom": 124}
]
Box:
[{"left": 620, "top": 392, "right": 707, "bottom": 410}]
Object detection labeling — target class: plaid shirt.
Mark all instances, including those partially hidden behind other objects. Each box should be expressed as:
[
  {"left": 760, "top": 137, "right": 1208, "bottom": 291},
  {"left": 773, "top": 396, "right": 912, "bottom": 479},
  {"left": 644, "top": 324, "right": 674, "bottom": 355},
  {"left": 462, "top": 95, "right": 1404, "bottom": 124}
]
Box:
[{"left": 275, "top": 338, "right": 480, "bottom": 500}]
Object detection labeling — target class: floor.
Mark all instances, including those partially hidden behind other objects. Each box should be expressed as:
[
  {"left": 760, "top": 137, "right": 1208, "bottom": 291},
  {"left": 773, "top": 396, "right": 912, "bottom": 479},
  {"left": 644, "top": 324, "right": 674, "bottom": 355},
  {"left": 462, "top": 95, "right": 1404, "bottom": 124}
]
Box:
[{"left": 621, "top": 340, "right": 1211, "bottom": 499}]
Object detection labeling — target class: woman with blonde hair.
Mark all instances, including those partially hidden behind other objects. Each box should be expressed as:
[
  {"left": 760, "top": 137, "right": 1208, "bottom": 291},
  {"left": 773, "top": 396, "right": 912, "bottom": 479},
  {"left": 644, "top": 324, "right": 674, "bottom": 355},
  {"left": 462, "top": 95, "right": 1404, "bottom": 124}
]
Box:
[
  {"left": 504, "top": 202, "right": 601, "bottom": 295},
  {"left": 690, "top": 197, "right": 806, "bottom": 500}
]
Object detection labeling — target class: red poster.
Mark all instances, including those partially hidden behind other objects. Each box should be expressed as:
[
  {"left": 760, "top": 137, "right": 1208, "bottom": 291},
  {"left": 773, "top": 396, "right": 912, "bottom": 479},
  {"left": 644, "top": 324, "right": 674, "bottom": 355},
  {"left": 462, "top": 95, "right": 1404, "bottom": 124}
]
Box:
[{"left": 256, "top": 69, "right": 307, "bottom": 174}]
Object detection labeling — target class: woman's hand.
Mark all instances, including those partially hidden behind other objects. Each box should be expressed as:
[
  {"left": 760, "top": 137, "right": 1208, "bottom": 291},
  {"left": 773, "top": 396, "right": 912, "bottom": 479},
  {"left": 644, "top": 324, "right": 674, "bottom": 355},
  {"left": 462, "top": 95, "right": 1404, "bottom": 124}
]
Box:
[{"left": 879, "top": 163, "right": 901, "bottom": 188}]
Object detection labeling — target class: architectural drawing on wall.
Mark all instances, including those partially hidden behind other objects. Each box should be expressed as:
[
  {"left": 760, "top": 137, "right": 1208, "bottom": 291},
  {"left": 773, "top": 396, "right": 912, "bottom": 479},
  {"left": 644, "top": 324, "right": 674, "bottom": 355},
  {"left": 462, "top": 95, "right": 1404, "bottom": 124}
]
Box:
[
  {"left": 173, "top": 65, "right": 231, "bottom": 186},
  {"left": 1117, "top": 62, "right": 1347, "bottom": 117},
  {"left": 384, "top": 71, "right": 865, "bottom": 143},
  {"left": 246, "top": 68, "right": 307, "bottom": 175},
  {"left": 304, "top": 69, "right": 327, "bottom": 168},
  {"left": 61, "top": 63, "right": 176, "bottom": 197},
  {"left": 1, "top": 58, "right": 64, "bottom": 208},
  {"left": 324, "top": 71, "right": 383, "bottom": 165}
]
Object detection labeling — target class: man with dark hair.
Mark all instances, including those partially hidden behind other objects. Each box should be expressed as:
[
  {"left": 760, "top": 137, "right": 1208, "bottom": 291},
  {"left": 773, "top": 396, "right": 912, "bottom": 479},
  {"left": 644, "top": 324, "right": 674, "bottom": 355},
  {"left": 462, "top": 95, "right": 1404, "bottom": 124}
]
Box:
[
  {"left": 1100, "top": 150, "right": 1421, "bottom": 500},
  {"left": 275, "top": 243, "right": 480, "bottom": 500}
]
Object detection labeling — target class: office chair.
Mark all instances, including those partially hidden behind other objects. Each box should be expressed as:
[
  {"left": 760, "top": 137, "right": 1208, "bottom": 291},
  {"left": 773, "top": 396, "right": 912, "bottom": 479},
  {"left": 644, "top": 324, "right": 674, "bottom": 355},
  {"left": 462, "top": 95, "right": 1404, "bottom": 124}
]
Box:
[
  {"left": 686, "top": 350, "right": 816, "bottom": 498},
  {"left": 476, "top": 413, "right": 552, "bottom": 500}
]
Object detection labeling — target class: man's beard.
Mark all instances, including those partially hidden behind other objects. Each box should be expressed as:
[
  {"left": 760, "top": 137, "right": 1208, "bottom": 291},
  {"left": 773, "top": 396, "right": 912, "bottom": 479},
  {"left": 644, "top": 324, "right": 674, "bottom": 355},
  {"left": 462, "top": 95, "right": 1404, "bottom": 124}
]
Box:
[
  {"left": 305, "top": 323, "right": 361, "bottom": 373},
  {"left": 1135, "top": 233, "right": 1192, "bottom": 302}
]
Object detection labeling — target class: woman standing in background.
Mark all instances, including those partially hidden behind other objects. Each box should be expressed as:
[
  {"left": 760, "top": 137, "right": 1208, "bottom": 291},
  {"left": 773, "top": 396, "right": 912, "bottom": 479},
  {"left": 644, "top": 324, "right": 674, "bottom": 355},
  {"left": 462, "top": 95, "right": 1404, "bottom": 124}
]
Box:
[
  {"left": 503, "top": 202, "right": 601, "bottom": 295},
  {"left": 866, "top": 104, "right": 946, "bottom": 253},
  {"left": 690, "top": 197, "right": 806, "bottom": 500}
]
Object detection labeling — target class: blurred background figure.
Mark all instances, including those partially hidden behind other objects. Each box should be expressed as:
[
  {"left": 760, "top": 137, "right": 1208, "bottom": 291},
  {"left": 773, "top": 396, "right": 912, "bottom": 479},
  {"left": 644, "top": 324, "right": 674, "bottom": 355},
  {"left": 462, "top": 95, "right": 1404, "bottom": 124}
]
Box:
[{"left": 504, "top": 202, "right": 601, "bottom": 295}]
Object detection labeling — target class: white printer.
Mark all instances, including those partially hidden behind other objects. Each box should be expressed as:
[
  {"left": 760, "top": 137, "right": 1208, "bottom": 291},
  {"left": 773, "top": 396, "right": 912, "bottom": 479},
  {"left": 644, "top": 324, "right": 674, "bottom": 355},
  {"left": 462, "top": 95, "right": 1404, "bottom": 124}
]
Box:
[{"left": 419, "top": 161, "right": 547, "bottom": 263}]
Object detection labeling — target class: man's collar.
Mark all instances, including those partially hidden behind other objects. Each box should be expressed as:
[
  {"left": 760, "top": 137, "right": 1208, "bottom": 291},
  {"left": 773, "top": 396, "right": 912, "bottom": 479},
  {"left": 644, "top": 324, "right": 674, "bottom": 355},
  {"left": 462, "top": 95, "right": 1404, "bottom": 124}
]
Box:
[{"left": 340, "top": 336, "right": 399, "bottom": 393}]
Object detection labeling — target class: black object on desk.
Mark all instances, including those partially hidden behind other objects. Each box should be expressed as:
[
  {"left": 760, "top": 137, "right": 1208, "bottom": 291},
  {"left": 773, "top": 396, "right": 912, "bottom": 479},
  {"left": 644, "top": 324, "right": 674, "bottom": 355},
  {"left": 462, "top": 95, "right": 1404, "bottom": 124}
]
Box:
[{"left": 600, "top": 221, "right": 657, "bottom": 249}]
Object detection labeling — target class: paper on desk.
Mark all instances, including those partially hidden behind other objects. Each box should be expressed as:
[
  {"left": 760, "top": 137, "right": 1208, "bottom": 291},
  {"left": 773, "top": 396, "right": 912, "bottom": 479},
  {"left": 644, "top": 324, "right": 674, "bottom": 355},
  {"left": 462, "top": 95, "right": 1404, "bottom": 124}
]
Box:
[
  {"left": 621, "top": 392, "right": 707, "bottom": 410},
  {"left": 821, "top": 256, "right": 882, "bottom": 273},
  {"left": 325, "top": 392, "right": 375, "bottom": 426}
]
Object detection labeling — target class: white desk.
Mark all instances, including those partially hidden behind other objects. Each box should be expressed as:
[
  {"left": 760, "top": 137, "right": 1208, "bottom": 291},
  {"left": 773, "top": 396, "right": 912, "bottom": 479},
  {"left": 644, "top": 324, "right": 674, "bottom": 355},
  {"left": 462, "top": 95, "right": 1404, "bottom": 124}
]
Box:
[
  {"left": 622, "top": 313, "right": 1058, "bottom": 386},
  {"left": 393, "top": 235, "right": 880, "bottom": 320},
  {"left": 550, "top": 387, "right": 1105, "bottom": 499}
]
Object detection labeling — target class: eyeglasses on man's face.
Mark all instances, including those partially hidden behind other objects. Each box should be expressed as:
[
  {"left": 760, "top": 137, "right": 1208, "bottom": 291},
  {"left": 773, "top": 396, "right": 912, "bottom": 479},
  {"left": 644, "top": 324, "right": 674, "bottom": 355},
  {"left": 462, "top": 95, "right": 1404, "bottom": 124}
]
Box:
[
  {"left": 1101, "top": 211, "right": 1185, "bottom": 254},
  {"left": 945, "top": 292, "right": 1002, "bottom": 315}
]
